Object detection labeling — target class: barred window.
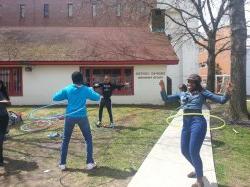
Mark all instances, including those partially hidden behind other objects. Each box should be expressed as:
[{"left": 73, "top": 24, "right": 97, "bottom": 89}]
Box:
[{"left": 0, "top": 67, "right": 23, "bottom": 96}]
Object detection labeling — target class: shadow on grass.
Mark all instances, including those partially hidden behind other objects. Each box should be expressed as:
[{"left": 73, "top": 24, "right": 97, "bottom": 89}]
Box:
[
  {"left": 1, "top": 157, "right": 39, "bottom": 177},
  {"left": 114, "top": 125, "right": 151, "bottom": 132},
  {"left": 66, "top": 166, "right": 136, "bottom": 179},
  {"left": 211, "top": 139, "right": 225, "bottom": 148}
]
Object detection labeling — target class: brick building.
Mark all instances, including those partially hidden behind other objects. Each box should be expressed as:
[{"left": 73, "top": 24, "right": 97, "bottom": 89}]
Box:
[
  {"left": 0, "top": 0, "right": 152, "bottom": 27},
  {"left": 0, "top": 0, "right": 200, "bottom": 105}
]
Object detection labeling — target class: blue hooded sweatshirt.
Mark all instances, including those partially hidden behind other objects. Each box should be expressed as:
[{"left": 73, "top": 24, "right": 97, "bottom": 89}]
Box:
[{"left": 53, "top": 84, "right": 100, "bottom": 118}]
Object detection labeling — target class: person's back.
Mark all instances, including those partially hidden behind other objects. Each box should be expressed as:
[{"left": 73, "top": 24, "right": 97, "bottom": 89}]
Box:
[
  {"left": 53, "top": 84, "right": 100, "bottom": 118},
  {"left": 52, "top": 71, "right": 100, "bottom": 171}
]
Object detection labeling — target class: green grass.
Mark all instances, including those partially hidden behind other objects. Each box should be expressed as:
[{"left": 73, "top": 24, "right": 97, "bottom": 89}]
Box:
[
  {"left": 211, "top": 103, "right": 250, "bottom": 187},
  {"left": 1, "top": 105, "right": 174, "bottom": 187},
  {"left": 1, "top": 104, "right": 250, "bottom": 186}
]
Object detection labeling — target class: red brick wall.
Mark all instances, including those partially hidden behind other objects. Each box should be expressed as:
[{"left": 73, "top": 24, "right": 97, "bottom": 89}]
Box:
[
  {"left": 199, "top": 27, "right": 231, "bottom": 76},
  {"left": 0, "top": 0, "right": 154, "bottom": 27}
]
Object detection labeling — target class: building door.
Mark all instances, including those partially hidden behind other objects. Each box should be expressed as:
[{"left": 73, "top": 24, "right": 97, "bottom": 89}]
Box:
[{"left": 167, "top": 76, "right": 172, "bottom": 95}]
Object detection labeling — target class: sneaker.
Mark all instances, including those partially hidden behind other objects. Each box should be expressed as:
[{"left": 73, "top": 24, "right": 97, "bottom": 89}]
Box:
[
  {"left": 109, "top": 123, "right": 115, "bottom": 128},
  {"left": 59, "top": 164, "right": 66, "bottom": 171},
  {"left": 96, "top": 121, "right": 102, "bottom": 128},
  {"left": 86, "top": 163, "right": 97, "bottom": 170},
  {"left": 187, "top": 171, "right": 196, "bottom": 178},
  {"left": 191, "top": 180, "right": 204, "bottom": 187}
]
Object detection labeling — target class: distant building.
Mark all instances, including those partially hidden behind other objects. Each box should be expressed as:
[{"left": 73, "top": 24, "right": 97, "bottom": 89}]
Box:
[
  {"left": 198, "top": 26, "right": 250, "bottom": 95},
  {"left": 0, "top": 0, "right": 199, "bottom": 105}
]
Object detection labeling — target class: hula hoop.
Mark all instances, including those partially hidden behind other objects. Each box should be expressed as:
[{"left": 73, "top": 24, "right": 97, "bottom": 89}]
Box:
[
  {"left": 20, "top": 120, "right": 52, "bottom": 132},
  {"left": 20, "top": 101, "right": 94, "bottom": 132},
  {"left": 166, "top": 112, "right": 226, "bottom": 131},
  {"left": 28, "top": 101, "right": 86, "bottom": 121}
]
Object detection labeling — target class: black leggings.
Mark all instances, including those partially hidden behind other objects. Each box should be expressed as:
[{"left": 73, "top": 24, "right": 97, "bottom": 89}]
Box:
[
  {"left": 0, "top": 114, "right": 9, "bottom": 162},
  {"left": 99, "top": 98, "right": 113, "bottom": 123}
]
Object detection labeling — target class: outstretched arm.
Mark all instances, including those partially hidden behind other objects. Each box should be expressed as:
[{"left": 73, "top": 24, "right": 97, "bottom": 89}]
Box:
[
  {"left": 111, "top": 82, "right": 129, "bottom": 90},
  {"left": 159, "top": 80, "right": 180, "bottom": 103},
  {"left": 53, "top": 88, "right": 67, "bottom": 101},
  {"left": 202, "top": 83, "right": 233, "bottom": 104},
  {"left": 87, "top": 87, "right": 101, "bottom": 101},
  {"left": 93, "top": 83, "right": 103, "bottom": 89}
]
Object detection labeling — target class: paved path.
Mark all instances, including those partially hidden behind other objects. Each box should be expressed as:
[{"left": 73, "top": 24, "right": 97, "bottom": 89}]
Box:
[{"left": 128, "top": 110, "right": 218, "bottom": 187}]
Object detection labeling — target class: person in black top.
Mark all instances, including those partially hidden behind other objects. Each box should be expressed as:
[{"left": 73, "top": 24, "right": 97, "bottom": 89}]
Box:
[
  {"left": 0, "top": 80, "right": 11, "bottom": 166},
  {"left": 94, "top": 75, "right": 129, "bottom": 128}
]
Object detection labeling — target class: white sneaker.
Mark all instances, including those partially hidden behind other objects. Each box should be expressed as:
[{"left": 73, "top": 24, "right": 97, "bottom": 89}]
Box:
[
  {"left": 109, "top": 123, "right": 115, "bottom": 128},
  {"left": 96, "top": 121, "right": 102, "bottom": 127},
  {"left": 86, "top": 163, "right": 97, "bottom": 170},
  {"left": 59, "top": 164, "right": 66, "bottom": 171}
]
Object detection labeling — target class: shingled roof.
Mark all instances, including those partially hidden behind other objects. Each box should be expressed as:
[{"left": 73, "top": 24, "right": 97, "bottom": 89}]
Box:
[{"left": 0, "top": 27, "right": 178, "bottom": 64}]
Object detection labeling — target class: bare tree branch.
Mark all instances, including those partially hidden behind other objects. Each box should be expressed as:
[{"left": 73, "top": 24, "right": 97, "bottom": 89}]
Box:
[{"left": 215, "top": 40, "right": 231, "bottom": 56}]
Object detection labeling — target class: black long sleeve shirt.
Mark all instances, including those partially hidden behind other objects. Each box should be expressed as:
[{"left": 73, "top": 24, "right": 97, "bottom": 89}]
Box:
[{"left": 93, "top": 82, "right": 125, "bottom": 99}]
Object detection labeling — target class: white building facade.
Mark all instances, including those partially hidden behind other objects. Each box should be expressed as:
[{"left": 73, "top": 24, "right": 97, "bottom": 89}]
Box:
[{"left": 157, "top": 0, "right": 199, "bottom": 94}]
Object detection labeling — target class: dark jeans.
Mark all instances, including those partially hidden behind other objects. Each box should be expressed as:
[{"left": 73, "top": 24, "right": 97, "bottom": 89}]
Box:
[
  {"left": 99, "top": 98, "right": 113, "bottom": 123},
  {"left": 60, "top": 117, "right": 94, "bottom": 165},
  {"left": 181, "top": 115, "right": 207, "bottom": 178},
  {"left": 0, "top": 114, "right": 9, "bottom": 163}
]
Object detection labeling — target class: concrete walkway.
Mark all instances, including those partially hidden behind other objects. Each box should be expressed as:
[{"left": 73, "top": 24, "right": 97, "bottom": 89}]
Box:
[{"left": 128, "top": 110, "right": 218, "bottom": 187}]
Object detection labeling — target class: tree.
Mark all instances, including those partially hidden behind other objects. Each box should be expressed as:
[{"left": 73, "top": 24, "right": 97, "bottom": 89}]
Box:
[
  {"left": 229, "top": 0, "right": 250, "bottom": 121},
  {"left": 137, "top": 0, "right": 231, "bottom": 92}
]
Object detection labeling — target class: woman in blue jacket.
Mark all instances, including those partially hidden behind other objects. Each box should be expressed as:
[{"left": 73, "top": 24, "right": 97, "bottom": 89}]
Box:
[
  {"left": 159, "top": 74, "right": 232, "bottom": 187},
  {"left": 53, "top": 72, "right": 100, "bottom": 171}
]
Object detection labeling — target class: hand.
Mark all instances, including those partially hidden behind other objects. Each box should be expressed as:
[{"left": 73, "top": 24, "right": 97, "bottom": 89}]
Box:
[
  {"left": 226, "top": 82, "right": 233, "bottom": 95},
  {"left": 124, "top": 82, "right": 130, "bottom": 87},
  {"left": 0, "top": 100, "right": 11, "bottom": 105},
  {"left": 159, "top": 80, "right": 165, "bottom": 90}
]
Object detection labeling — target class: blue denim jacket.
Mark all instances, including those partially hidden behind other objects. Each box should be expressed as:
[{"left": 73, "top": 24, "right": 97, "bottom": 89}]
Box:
[{"left": 160, "top": 89, "right": 230, "bottom": 110}]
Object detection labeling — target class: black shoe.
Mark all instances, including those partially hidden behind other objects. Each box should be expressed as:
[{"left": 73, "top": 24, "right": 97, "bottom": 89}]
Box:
[
  {"left": 96, "top": 121, "right": 102, "bottom": 128},
  {"left": 0, "top": 161, "right": 4, "bottom": 167}
]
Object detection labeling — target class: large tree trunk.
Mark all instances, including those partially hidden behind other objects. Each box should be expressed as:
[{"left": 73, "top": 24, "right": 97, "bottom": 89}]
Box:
[
  {"left": 229, "top": 0, "right": 249, "bottom": 121},
  {"left": 206, "top": 37, "right": 216, "bottom": 92}
]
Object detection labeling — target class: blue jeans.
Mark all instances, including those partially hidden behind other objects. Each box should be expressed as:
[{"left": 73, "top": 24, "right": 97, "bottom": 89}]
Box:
[
  {"left": 60, "top": 117, "right": 94, "bottom": 165},
  {"left": 181, "top": 115, "right": 207, "bottom": 178}
]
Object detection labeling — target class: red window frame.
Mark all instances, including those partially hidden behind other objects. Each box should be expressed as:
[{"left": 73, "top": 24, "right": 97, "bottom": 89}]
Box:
[
  {"left": 0, "top": 67, "right": 23, "bottom": 96},
  {"left": 80, "top": 67, "right": 134, "bottom": 95}
]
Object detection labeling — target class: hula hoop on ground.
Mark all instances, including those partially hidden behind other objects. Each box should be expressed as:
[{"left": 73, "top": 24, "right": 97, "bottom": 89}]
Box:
[
  {"left": 20, "top": 120, "right": 53, "bottom": 132},
  {"left": 20, "top": 101, "right": 94, "bottom": 132},
  {"left": 166, "top": 112, "right": 226, "bottom": 131}
]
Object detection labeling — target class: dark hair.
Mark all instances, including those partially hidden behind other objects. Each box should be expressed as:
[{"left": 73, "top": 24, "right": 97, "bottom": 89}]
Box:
[
  {"left": 71, "top": 71, "right": 83, "bottom": 84},
  {"left": 187, "top": 74, "right": 204, "bottom": 92},
  {"left": 0, "top": 80, "right": 10, "bottom": 100},
  {"left": 179, "top": 84, "right": 187, "bottom": 92}
]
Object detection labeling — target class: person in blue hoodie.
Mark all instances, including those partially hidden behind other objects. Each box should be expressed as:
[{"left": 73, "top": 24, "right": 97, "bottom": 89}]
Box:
[
  {"left": 159, "top": 74, "right": 232, "bottom": 187},
  {"left": 53, "top": 71, "right": 100, "bottom": 171}
]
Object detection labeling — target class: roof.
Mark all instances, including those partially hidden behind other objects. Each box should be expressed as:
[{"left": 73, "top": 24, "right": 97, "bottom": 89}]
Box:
[{"left": 0, "top": 27, "right": 178, "bottom": 65}]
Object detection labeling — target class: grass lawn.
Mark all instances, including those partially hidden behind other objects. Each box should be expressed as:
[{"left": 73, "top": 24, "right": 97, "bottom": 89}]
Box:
[
  {"left": 210, "top": 102, "right": 250, "bottom": 187},
  {"left": 0, "top": 105, "right": 174, "bottom": 187},
  {"left": 1, "top": 103, "right": 249, "bottom": 187}
]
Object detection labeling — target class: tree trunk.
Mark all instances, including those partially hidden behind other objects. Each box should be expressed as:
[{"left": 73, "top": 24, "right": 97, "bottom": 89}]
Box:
[
  {"left": 206, "top": 37, "right": 216, "bottom": 92},
  {"left": 229, "top": 0, "right": 249, "bottom": 121}
]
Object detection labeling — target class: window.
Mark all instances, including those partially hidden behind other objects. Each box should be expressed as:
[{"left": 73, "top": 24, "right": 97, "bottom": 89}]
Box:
[
  {"left": 117, "top": 3, "right": 121, "bottom": 17},
  {"left": 155, "top": 9, "right": 162, "bottom": 16},
  {"left": 44, "top": 4, "right": 49, "bottom": 17},
  {"left": 92, "top": 3, "right": 97, "bottom": 17},
  {"left": 199, "top": 62, "right": 207, "bottom": 68},
  {"left": 0, "top": 4, "right": 2, "bottom": 17},
  {"left": 80, "top": 67, "right": 134, "bottom": 95},
  {"left": 68, "top": 3, "right": 73, "bottom": 17},
  {"left": 20, "top": 4, "right": 25, "bottom": 19},
  {"left": 0, "top": 67, "right": 23, "bottom": 96}
]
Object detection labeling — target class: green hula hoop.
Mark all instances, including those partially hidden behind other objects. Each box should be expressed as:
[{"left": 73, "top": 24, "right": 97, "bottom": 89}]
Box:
[{"left": 166, "top": 113, "right": 226, "bottom": 131}]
